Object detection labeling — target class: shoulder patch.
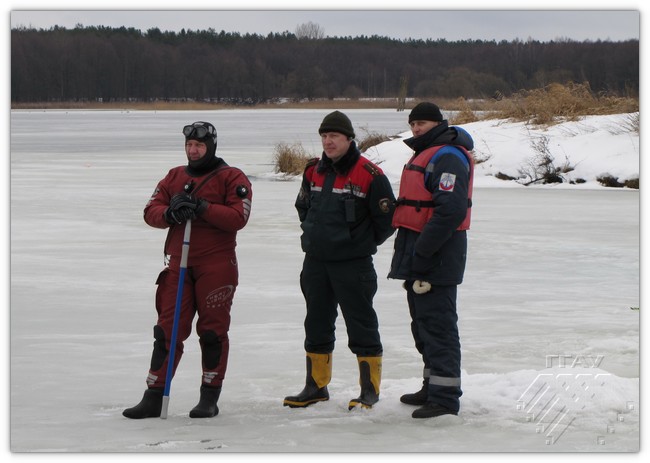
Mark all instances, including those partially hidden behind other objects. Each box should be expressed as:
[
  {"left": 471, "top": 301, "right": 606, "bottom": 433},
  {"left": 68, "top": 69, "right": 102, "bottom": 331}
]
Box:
[
  {"left": 236, "top": 184, "right": 250, "bottom": 198},
  {"left": 363, "top": 161, "right": 382, "bottom": 177},
  {"left": 439, "top": 172, "right": 457, "bottom": 192},
  {"left": 378, "top": 198, "right": 392, "bottom": 213},
  {"left": 303, "top": 158, "right": 320, "bottom": 175},
  {"left": 304, "top": 157, "right": 319, "bottom": 181}
]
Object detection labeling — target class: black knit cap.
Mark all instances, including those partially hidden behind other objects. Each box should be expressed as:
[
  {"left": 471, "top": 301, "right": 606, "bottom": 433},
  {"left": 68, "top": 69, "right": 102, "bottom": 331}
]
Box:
[
  {"left": 408, "top": 102, "right": 443, "bottom": 123},
  {"left": 318, "top": 111, "right": 355, "bottom": 138}
]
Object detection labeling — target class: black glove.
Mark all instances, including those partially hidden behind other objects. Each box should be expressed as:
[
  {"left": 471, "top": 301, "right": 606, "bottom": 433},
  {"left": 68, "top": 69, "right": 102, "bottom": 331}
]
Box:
[
  {"left": 164, "top": 206, "right": 195, "bottom": 224},
  {"left": 170, "top": 193, "right": 198, "bottom": 210},
  {"left": 169, "top": 193, "right": 208, "bottom": 216}
]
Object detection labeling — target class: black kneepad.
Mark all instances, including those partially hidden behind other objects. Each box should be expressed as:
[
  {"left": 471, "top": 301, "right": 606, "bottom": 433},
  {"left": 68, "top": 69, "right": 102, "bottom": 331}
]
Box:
[
  {"left": 150, "top": 325, "right": 168, "bottom": 371},
  {"left": 199, "top": 330, "right": 222, "bottom": 370}
]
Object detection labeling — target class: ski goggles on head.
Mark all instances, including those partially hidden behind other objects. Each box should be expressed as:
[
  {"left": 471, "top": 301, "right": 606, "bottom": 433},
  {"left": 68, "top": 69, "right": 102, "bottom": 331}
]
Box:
[{"left": 182, "top": 122, "right": 217, "bottom": 142}]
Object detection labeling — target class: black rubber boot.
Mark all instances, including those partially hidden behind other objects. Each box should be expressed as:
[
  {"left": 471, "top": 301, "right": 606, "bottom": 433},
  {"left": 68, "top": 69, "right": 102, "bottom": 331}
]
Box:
[
  {"left": 189, "top": 385, "right": 222, "bottom": 418},
  {"left": 412, "top": 401, "right": 458, "bottom": 419},
  {"left": 123, "top": 388, "right": 163, "bottom": 419},
  {"left": 349, "top": 356, "right": 382, "bottom": 410},
  {"left": 283, "top": 352, "right": 332, "bottom": 408},
  {"left": 399, "top": 378, "right": 428, "bottom": 406}
]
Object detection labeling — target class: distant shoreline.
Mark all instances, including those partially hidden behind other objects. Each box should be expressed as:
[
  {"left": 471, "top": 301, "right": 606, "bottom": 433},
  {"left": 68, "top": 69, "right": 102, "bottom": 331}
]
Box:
[{"left": 10, "top": 99, "right": 416, "bottom": 111}]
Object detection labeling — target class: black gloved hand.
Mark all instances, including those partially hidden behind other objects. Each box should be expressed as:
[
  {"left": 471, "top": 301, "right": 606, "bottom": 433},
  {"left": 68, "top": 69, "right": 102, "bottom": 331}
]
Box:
[
  {"left": 164, "top": 206, "right": 195, "bottom": 224},
  {"left": 170, "top": 193, "right": 198, "bottom": 210},
  {"left": 169, "top": 193, "right": 208, "bottom": 216},
  {"left": 194, "top": 198, "right": 208, "bottom": 216}
]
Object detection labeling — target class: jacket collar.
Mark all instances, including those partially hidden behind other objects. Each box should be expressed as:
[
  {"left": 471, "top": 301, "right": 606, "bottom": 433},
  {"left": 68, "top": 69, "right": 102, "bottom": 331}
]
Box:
[
  {"left": 185, "top": 156, "right": 224, "bottom": 177},
  {"left": 403, "top": 120, "right": 452, "bottom": 153},
  {"left": 317, "top": 141, "right": 360, "bottom": 175}
]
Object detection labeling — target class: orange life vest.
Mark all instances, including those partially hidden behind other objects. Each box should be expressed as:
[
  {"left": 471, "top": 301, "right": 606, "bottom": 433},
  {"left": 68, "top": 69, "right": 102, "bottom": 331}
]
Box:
[{"left": 392, "top": 145, "right": 473, "bottom": 232}]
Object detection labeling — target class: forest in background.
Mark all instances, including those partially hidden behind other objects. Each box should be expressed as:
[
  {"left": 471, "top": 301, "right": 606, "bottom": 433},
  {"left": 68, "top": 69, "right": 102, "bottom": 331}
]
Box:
[{"left": 10, "top": 25, "right": 639, "bottom": 106}]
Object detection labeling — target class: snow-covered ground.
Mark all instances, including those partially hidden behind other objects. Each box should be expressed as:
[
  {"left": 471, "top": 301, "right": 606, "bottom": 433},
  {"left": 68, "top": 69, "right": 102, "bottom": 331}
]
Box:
[
  {"left": 361, "top": 113, "right": 640, "bottom": 188},
  {"left": 8, "top": 109, "right": 640, "bottom": 457}
]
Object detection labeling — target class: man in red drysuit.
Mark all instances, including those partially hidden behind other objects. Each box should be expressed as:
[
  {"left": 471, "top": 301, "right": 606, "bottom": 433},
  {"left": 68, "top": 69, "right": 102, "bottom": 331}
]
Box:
[{"left": 123, "top": 121, "right": 252, "bottom": 419}]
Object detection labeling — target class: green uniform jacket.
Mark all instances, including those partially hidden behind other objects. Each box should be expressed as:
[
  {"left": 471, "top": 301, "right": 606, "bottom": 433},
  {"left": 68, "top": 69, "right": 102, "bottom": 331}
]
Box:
[{"left": 295, "top": 143, "right": 396, "bottom": 262}]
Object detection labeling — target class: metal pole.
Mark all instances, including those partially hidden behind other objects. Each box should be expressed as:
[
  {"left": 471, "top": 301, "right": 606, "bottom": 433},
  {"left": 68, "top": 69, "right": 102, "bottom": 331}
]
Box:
[{"left": 160, "top": 219, "right": 192, "bottom": 419}]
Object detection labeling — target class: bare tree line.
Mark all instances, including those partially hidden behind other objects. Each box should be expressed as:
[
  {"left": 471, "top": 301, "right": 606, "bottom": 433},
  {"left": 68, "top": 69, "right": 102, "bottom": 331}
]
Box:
[{"left": 10, "top": 25, "right": 639, "bottom": 104}]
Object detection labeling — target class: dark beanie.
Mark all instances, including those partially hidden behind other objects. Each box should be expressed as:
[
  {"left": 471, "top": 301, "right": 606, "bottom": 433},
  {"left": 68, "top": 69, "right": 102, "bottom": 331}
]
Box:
[
  {"left": 318, "top": 111, "right": 355, "bottom": 138},
  {"left": 408, "top": 102, "right": 443, "bottom": 123}
]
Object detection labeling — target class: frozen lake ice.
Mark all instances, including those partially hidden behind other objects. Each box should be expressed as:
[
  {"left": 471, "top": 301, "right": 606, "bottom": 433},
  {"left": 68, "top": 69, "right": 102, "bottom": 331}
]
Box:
[{"left": 9, "top": 109, "right": 639, "bottom": 454}]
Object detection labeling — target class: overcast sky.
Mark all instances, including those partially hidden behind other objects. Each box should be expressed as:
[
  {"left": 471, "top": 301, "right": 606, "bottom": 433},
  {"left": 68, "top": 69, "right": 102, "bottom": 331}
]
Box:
[{"left": 9, "top": 2, "right": 641, "bottom": 42}]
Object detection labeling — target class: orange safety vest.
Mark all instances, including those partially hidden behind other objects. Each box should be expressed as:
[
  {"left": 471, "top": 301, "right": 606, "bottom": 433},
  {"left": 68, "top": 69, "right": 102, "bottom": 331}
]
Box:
[{"left": 392, "top": 145, "right": 473, "bottom": 232}]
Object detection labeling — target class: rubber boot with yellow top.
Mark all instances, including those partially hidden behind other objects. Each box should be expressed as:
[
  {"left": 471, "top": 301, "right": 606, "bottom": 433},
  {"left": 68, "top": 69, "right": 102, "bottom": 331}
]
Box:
[
  {"left": 348, "top": 355, "right": 382, "bottom": 410},
  {"left": 283, "top": 352, "right": 332, "bottom": 408}
]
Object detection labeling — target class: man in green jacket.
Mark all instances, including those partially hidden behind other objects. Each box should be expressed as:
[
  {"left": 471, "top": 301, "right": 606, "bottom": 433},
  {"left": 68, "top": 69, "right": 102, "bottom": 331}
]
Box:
[{"left": 284, "top": 111, "right": 396, "bottom": 410}]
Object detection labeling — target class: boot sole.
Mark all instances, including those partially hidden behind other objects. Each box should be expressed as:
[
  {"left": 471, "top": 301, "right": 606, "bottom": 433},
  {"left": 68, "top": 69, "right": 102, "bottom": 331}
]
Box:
[
  {"left": 412, "top": 406, "right": 458, "bottom": 419},
  {"left": 283, "top": 397, "right": 329, "bottom": 408},
  {"left": 189, "top": 406, "right": 219, "bottom": 418},
  {"left": 400, "top": 398, "right": 427, "bottom": 406},
  {"left": 412, "top": 410, "right": 457, "bottom": 419},
  {"left": 348, "top": 399, "right": 376, "bottom": 410},
  {"left": 122, "top": 411, "right": 161, "bottom": 419}
]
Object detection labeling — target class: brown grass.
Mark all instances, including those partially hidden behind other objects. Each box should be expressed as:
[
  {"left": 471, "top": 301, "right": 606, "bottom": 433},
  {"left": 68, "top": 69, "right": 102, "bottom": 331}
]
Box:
[
  {"left": 273, "top": 143, "right": 313, "bottom": 176},
  {"left": 448, "top": 97, "right": 480, "bottom": 125},
  {"left": 358, "top": 132, "right": 392, "bottom": 152},
  {"left": 488, "top": 82, "right": 639, "bottom": 125}
]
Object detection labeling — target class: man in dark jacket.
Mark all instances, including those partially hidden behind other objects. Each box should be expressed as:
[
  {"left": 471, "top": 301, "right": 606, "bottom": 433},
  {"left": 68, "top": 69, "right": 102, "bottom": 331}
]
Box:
[
  {"left": 284, "top": 111, "right": 396, "bottom": 411},
  {"left": 388, "top": 102, "right": 474, "bottom": 419}
]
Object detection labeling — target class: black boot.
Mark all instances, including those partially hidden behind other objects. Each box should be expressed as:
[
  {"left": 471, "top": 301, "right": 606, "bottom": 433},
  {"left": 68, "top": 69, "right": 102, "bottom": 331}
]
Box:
[
  {"left": 189, "top": 385, "right": 222, "bottom": 418},
  {"left": 400, "top": 378, "right": 428, "bottom": 406},
  {"left": 349, "top": 356, "right": 382, "bottom": 410},
  {"left": 412, "top": 401, "right": 457, "bottom": 419},
  {"left": 123, "top": 388, "right": 163, "bottom": 419},
  {"left": 283, "top": 352, "right": 332, "bottom": 408}
]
